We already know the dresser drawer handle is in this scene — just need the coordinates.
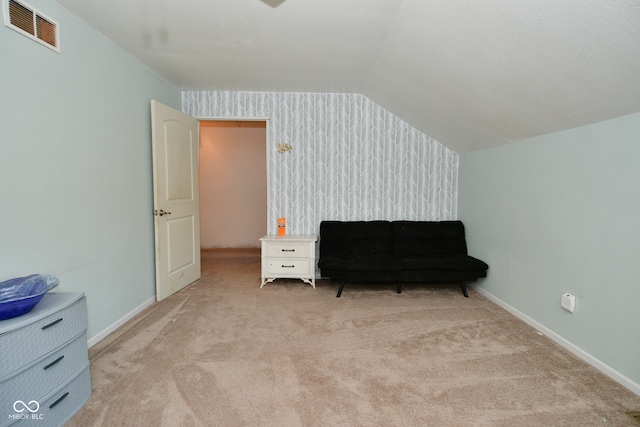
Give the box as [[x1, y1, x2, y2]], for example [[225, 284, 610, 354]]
[[282, 265, 295, 268], [42, 318, 63, 330], [43, 355, 65, 370], [281, 249, 295, 252], [49, 392, 69, 409]]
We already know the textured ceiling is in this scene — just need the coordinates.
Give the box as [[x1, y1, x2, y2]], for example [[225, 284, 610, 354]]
[[55, 0, 640, 153]]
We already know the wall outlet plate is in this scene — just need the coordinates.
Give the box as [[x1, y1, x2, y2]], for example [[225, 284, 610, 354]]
[[561, 293, 576, 313]]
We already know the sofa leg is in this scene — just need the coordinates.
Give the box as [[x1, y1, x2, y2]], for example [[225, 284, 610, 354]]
[[460, 283, 469, 298], [336, 282, 345, 298], [397, 283, 401, 294]]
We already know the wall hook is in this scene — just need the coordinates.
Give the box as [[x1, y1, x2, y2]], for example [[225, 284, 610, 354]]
[[277, 143, 292, 154]]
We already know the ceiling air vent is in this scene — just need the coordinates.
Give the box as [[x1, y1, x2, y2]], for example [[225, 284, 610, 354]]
[[3, 0, 59, 52]]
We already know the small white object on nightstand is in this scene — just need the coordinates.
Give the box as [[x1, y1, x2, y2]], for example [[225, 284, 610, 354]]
[[259, 235, 318, 288]]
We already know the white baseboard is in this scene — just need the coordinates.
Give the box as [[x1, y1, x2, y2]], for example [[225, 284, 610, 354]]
[[87, 296, 155, 348], [471, 285, 640, 397]]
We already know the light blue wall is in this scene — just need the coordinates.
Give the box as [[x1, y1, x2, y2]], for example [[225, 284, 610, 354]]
[[0, 0, 181, 340], [459, 112, 640, 388]]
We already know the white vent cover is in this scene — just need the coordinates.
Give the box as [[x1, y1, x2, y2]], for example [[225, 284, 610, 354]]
[[3, 0, 59, 52]]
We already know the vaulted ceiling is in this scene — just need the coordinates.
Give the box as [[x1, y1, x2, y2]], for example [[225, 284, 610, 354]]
[[55, 0, 640, 153]]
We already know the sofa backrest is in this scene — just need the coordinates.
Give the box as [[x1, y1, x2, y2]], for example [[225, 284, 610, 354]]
[[391, 221, 468, 256], [319, 220, 470, 258], [319, 221, 394, 257]]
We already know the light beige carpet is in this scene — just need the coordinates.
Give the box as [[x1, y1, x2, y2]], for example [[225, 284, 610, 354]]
[[67, 249, 640, 426]]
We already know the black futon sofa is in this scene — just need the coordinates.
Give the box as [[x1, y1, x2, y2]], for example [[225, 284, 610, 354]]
[[318, 220, 488, 297]]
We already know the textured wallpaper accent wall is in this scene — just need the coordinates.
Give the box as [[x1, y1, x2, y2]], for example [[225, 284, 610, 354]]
[[183, 91, 458, 235]]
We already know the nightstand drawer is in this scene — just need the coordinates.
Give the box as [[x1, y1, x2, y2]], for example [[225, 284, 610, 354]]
[[0, 296, 87, 378], [0, 332, 89, 408], [10, 364, 91, 427], [266, 243, 309, 258], [266, 259, 310, 275]]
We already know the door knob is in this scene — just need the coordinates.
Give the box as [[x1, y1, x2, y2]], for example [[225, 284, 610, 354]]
[[154, 209, 172, 217]]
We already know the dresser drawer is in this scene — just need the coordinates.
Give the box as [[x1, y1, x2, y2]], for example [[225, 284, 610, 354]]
[[0, 332, 88, 410], [266, 243, 309, 258], [266, 259, 310, 275], [0, 297, 87, 378], [9, 364, 91, 427]]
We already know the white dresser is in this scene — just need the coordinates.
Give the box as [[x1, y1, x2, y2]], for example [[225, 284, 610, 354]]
[[260, 235, 318, 288], [0, 292, 91, 427]]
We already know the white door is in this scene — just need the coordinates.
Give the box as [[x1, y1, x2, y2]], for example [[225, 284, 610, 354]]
[[151, 100, 201, 301]]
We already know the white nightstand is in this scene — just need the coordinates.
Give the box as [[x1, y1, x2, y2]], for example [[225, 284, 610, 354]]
[[259, 235, 318, 288]]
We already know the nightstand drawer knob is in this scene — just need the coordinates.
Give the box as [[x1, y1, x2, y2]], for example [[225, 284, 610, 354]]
[[43, 355, 65, 370], [42, 318, 63, 330], [49, 392, 69, 409]]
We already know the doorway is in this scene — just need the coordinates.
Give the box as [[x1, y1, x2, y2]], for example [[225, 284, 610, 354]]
[[199, 120, 267, 248]]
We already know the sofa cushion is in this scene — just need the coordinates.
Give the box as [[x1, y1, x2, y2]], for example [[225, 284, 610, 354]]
[[318, 255, 403, 272], [401, 254, 489, 271], [403, 269, 487, 282], [392, 221, 468, 256], [320, 221, 393, 257]]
